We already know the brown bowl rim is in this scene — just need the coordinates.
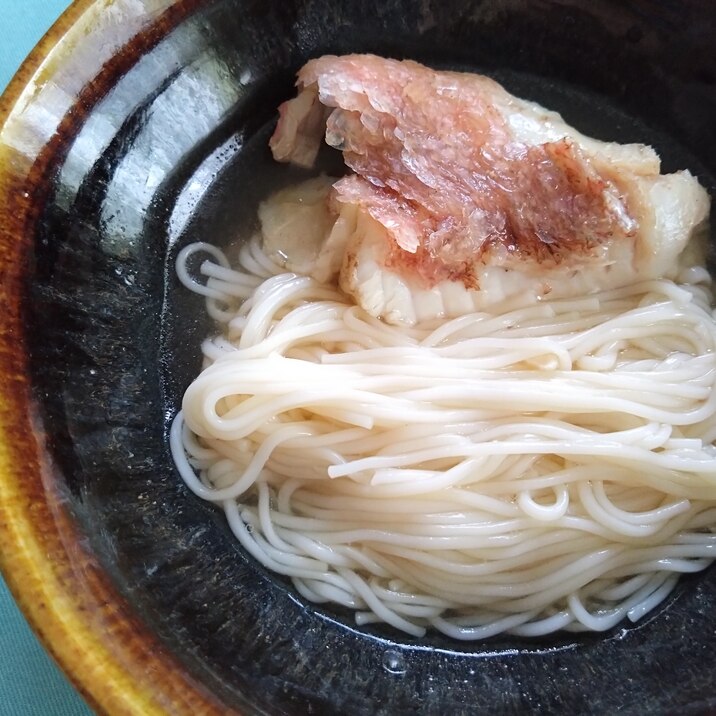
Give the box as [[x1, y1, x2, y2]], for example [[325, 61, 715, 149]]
[[0, 1, 232, 713]]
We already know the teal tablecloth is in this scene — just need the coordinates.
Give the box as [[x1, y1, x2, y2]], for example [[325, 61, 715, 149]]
[[1, 2, 95, 713]]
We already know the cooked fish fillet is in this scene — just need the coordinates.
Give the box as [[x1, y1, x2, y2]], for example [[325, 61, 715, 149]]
[[266, 54, 710, 324]]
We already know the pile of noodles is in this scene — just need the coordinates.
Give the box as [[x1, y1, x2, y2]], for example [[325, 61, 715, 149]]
[[170, 236, 716, 639]]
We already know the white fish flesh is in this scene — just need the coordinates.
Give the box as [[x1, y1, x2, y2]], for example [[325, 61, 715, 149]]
[[265, 54, 710, 324]]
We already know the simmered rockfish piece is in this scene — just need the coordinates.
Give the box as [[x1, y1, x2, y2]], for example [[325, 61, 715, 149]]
[[266, 54, 710, 324]]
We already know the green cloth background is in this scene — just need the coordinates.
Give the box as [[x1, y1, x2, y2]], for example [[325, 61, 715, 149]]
[[1, 1, 94, 713]]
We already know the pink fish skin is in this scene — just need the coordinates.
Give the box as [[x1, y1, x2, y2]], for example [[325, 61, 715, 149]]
[[268, 55, 709, 324]]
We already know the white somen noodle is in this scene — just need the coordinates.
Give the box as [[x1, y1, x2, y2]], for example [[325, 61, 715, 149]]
[[170, 236, 716, 639]]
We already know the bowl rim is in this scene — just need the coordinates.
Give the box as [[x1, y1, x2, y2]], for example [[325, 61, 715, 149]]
[[0, 1, 231, 713]]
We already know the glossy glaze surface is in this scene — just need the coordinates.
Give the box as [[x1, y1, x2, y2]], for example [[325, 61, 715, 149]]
[[1, 1, 715, 714]]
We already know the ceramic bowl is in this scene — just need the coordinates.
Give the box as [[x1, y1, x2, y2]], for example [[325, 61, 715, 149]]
[[1, 0, 715, 713]]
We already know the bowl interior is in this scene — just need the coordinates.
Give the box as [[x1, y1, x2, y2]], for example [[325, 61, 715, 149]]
[[25, 0, 716, 713]]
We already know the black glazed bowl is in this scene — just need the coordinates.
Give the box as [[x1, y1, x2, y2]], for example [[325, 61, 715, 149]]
[[1, 0, 715, 714]]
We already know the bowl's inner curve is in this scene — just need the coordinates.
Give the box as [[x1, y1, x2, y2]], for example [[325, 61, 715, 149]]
[[26, 0, 716, 713]]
